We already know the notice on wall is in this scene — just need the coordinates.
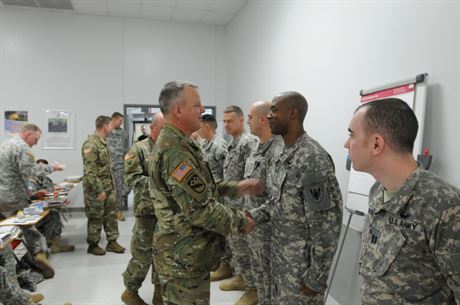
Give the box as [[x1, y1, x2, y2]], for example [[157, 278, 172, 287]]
[[4, 111, 28, 139], [42, 110, 75, 150]]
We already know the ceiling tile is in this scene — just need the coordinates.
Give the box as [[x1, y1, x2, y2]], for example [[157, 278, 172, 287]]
[[108, 0, 142, 18], [1, 0, 38, 8], [38, 0, 74, 10], [209, 0, 245, 13], [201, 10, 233, 25], [172, 7, 206, 22], [175, 0, 212, 10], [142, 0, 176, 7], [72, 0, 107, 14], [141, 3, 174, 20]]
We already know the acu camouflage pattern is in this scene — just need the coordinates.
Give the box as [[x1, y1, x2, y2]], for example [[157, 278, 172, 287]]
[[27, 176, 54, 193], [123, 137, 159, 291], [202, 137, 227, 183], [148, 124, 248, 305], [360, 164, 460, 305], [223, 130, 258, 287], [81, 133, 119, 245], [251, 132, 343, 305], [0, 136, 52, 217], [244, 135, 283, 305], [107, 127, 129, 209], [0, 246, 29, 305]]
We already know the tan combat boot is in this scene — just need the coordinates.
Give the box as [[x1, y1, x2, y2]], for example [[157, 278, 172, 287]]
[[34, 252, 55, 279], [106, 240, 125, 253], [219, 274, 246, 291], [29, 293, 44, 303], [211, 262, 233, 281], [50, 236, 75, 254], [153, 284, 163, 305], [235, 289, 258, 305], [87, 244, 106, 256], [121, 288, 148, 305], [117, 211, 126, 221]]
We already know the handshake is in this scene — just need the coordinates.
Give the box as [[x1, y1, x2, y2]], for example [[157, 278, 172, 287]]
[[235, 178, 263, 235]]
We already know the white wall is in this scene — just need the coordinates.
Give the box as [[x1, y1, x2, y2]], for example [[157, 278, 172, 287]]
[[223, 0, 460, 228], [0, 8, 223, 190]]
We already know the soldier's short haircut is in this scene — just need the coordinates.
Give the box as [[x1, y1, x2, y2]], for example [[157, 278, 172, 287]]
[[223, 105, 244, 117], [357, 98, 418, 154], [36, 159, 49, 165], [21, 124, 41, 133], [95, 115, 111, 129], [201, 114, 218, 130], [159, 81, 199, 115], [111, 112, 123, 119], [274, 91, 308, 123]]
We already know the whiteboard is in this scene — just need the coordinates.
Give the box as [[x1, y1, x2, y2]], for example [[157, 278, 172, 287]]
[[346, 74, 428, 215]]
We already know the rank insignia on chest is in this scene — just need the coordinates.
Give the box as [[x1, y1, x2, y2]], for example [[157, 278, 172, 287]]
[[187, 174, 206, 194], [309, 185, 323, 202]]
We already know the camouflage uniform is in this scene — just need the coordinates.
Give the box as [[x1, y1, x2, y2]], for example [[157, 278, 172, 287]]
[[122, 137, 160, 291], [244, 135, 283, 305], [81, 133, 119, 246], [148, 124, 250, 305], [202, 137, 227, 183], [0, 246, 29, 305], [107, 127, 129, 210], [251, 132, 343, 305], [360, 164, 460, 305], [223, 130, 258, 287], [0, 136, 51, 255]]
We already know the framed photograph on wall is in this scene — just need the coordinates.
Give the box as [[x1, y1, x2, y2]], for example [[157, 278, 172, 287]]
[[42, 109, 75, 150]]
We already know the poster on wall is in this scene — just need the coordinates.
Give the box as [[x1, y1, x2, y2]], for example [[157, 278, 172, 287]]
[[42, 110, 75, 150], [4, 111, 28, 139]]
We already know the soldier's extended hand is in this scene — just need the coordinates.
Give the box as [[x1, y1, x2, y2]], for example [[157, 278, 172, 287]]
[[236, 179, 264, 196], [299, 282, 319, 297], [240, 212, 256, 235], [97, 191, 107, 202], [51, 162, 65, 172]]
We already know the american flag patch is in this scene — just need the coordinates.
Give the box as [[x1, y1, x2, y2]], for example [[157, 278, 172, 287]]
[[172, 161, 193, 182]]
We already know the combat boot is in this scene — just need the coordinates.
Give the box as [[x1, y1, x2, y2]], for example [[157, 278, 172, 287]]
[[50, 236, 75, 254], [87, 244, 106, 256], [210, 262, 233, 281], [219, 274, 246, 291], [153, 284, 163, 305], [106, 240, 125, 253], [29, 293, 44, 303], [121, 288, 148, 305], [26, 300, 38, 305], [34, 252, 55, 279], [235, 289, 258, 305], [117, 211, 126, 221]]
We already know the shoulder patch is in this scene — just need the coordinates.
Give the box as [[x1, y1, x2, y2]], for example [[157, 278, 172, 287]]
[[172, 161, 193, 182], [124, 153, 134, 160], [84, 148, 92, 155], [186, 173, 206, 194]]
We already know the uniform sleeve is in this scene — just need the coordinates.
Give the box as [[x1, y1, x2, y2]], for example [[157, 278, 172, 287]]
[[301, 167, 343, 292], [82, 142, 103, 195], [433, 205, 460, 302], [124, 145, 147, 189], [17, 146, 52, 185], [249, 201, 271, 224], [165, 150, 248, 236]]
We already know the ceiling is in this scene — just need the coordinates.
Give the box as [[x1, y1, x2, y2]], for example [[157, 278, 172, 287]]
[[0, 0, 250, 25]]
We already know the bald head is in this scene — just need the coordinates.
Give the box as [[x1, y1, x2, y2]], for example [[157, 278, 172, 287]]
[[273, 91, 308, 124], [248, 100, 272, 137], [150, 112, 165, 141], [252, 100, 271, 118]]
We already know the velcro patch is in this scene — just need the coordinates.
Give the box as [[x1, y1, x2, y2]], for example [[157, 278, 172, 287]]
[[186, 173, 206, 194], [84, 148, 92, 155], [172, 161, 193, 182], [124, 153, 134, 160]]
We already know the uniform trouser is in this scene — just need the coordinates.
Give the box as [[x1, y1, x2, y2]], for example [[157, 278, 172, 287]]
[[112, 162, 128, 210], [248, 226, 271, 305], [220, 238, 232, 265], [84, 190, 119, 245], [160, 273, 210, 305], [36, 209, 62, 240], [228, 233, 255, 288], [0, 266, 29, 305], [122, 215, 159, 291], [22, 227, 47, 256]]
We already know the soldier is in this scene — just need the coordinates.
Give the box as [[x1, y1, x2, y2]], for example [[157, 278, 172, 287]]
[[245, 100, 284, 305], [148, 81, 261, 305], [28, 159, 75, 254], [344, 98, 460, 305], [121, 112, 165, 305], [219, 105, 259, 305], [0, 124, 64, 279], [82, 115, 125, 256], [249, 92, 343, 305], [197, 114, 233, 282], [106, 112, 129, 221]]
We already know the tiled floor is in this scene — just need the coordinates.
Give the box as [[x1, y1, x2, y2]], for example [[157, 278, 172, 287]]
[[36, 210, 340, 305]]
